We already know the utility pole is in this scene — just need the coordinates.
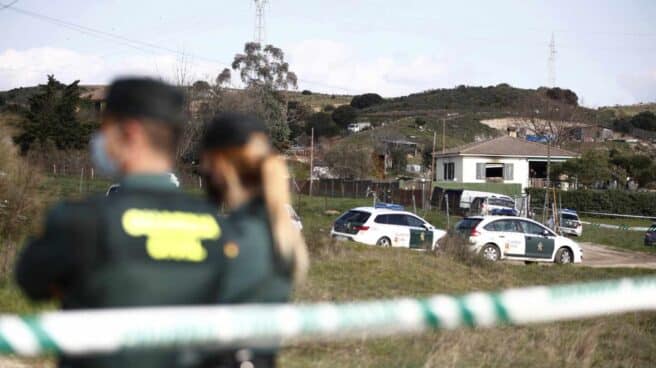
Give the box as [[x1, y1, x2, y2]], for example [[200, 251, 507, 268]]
[[442, 118, 446, 153], [430, 131, 437, 184], [542, 122, 552, 224], [309, 127, 315, 197], [254, 0, 268, 44]]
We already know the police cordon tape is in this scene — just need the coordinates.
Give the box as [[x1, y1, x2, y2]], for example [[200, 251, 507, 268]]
[[581, 221, 649, 232], [1, 276, 656, 357]]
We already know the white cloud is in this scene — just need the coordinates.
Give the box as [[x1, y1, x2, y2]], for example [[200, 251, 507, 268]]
[[287, 39, 456, 96], [616, 70, 656, 105], [0, 47, 224, 90]]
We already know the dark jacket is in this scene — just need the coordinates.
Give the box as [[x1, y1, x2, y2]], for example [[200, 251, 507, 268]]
[[204, 197, 294, 368], [16, 174, 228, 368]]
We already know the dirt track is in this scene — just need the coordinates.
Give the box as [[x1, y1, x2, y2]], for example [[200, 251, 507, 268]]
[[578, 242, 656, 269]]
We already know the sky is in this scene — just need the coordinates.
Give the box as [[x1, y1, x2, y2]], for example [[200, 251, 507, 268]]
[[0, 0, 655, 107]]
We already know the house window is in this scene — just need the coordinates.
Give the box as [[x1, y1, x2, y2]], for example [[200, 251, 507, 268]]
[[443, 163, 455, 180], [476, 163, 514, 181], [485, 164, 504, 179]]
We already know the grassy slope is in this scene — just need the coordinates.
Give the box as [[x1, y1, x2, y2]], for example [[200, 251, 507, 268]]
[[288, 92, 353, 111], [578, 226, 654, 253], [600, 103, 656, 117], [329, 115, 499, 157]]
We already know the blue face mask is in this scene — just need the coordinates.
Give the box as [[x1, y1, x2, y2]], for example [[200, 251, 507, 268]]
[[90, 133, 119, 177]]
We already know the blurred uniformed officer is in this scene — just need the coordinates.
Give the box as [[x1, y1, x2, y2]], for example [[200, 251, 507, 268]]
[[16, 78, 227, 368], [199, 112, 309, 368]]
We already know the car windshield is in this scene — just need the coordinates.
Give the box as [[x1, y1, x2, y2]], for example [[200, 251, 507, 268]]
[[337, 210, 371, 224], [561, 213, 579, 221], [488, 198, 515, 208], [455, 218, 482, 234]]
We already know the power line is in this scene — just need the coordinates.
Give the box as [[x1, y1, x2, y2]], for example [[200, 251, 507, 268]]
[[0, 0, 18, 10], [1, 3, 359, 93]]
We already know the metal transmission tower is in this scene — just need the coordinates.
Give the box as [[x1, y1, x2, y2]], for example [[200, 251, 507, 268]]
[[548, 33, 557, 87], [254, 0, 268, 44]]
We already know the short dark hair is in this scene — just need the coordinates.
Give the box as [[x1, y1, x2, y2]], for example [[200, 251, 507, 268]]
[[104, 77, 185, 158], [105, 77, 185, 126], [201, 112, 267, 152], [140, 119, 182, 157]]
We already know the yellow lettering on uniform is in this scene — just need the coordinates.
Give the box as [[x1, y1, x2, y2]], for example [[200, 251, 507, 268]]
[[121, 209, 221, 262]]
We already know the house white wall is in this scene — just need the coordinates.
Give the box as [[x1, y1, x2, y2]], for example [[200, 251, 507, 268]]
[[436, 156, 531, 189]]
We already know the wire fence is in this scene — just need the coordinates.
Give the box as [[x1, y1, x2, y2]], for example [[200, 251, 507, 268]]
[[293, 179, 433, 210]]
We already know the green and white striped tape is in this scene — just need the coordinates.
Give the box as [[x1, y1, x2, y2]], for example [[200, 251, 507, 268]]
[[1, 276, 655, 356]]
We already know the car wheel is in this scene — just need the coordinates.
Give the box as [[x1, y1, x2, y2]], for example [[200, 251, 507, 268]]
[[555, 247, 573, 264], [376, 237, 392, 248], [481, 244, 500, 262]]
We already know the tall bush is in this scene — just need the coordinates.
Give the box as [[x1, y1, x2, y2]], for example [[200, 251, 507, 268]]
[[0, 127, 46, 277], [526, 188, 656, 216]]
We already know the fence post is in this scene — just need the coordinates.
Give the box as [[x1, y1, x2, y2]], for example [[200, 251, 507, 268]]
[[91, 167, 95, 181], [421, 182, 426, 211], [79, 167, 85, 194], [412, 192, 417, 214], [445, 193, 450, 229]]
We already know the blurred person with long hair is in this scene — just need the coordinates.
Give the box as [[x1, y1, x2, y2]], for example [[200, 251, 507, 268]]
[[200, 112, 309, 368]]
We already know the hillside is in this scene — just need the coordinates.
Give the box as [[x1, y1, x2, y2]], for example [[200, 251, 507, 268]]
[[361, 84, 594, 118], [600, 103, 656, 118], [287, 91, 352, 111], [331, 114, 498, 154]]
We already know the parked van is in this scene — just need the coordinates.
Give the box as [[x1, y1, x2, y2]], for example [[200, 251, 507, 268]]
[[470, 195, 519, 216], [459, 190, 514, 210]]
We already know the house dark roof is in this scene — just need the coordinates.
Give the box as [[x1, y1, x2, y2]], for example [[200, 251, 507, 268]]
[[436, 136, 578, 158]]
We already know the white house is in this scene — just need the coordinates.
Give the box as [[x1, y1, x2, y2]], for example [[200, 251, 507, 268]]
[[435, 136, 578, 190]]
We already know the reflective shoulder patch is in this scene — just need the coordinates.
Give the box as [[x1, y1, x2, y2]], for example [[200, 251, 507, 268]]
[[122, 209, 221, 262]]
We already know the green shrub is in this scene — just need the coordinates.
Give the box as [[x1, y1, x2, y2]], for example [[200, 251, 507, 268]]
[[350, 93, 384, 109], [526, 188, 656, 216], [0, 126, 46, 277]]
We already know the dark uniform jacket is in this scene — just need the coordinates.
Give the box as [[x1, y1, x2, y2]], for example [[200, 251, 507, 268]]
[[16, 174, 228, 368], [205, 197, 294, 368]]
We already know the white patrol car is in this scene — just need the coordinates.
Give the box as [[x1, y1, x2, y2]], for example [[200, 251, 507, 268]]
[[455, 216, 583, 264], [558, 209, 583, 237], [330, 204, 447, 250]]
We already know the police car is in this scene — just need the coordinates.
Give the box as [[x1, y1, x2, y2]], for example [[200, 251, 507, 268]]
[[455, 216, 583, 264], [330, 203, 447, 250], [558, 209, 583, 237]]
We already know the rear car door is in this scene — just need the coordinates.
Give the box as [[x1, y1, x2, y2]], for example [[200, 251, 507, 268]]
[[333, 210, 371, 236], [406, 215, 433, 249], [387, 214, 411, 247], [519, 220, 555, 259], [483, 219, 525, 257]]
